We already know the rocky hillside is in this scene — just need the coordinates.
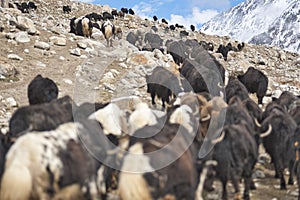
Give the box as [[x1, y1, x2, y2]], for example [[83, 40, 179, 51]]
[[0, 0, 300, 199], [200, 0, 300, 53], [0, 0, 299, 130]]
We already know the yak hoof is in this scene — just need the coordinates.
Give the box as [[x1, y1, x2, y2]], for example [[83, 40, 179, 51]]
[[250, 181, 256, 190], [243, 192, 250, 200], [288, 178, 294, 185], [280, 183, 287, 190], [234, 192, 242, 200]]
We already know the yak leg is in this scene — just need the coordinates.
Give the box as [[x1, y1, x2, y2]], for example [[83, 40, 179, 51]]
[[288, 160, 295, 185], [221, 179, 228, 200], [250, 178, 256, 190], [243, 175, 252, 200], [151, 92, 156, 105], [278, 168, 286, 189], [232, 174, 242, 200]]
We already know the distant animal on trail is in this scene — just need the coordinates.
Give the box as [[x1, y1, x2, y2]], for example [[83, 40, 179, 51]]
[[27, 74, 58, 105], [237, 67, 268, 105], [101, 20, 115, 47], [63, 5, 71, 13]]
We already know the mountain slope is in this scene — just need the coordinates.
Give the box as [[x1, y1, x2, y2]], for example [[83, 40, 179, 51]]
[[200, 0, 299, 53], [249, 0, 300, 52]]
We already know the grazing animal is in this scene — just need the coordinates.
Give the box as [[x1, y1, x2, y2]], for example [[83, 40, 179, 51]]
[[169, 25, 176, 31], [114, 26, 122, 40], [237, 67, 268, 104], [85, 12, 103, 21], [272, 91, 299, 110], [161, 18, 168, 24], [180, 46, 225, 95], [128, 8, 135, 15], [63, 5, 71, 13], [0, 120, 116, 200], [101, 20, 115, 47], [15, 2, 37, 13], [144, 32, 163, 50], [237, 42, 245, 51], [8, 96, 75, 139], [111, 9, 118, 17], [225, 76, 249, 103], [69, 17, 93, 37], [118, 11, 125, 18], [190, 25, 196, 31], [146, 66, 183, 108], [166, 40, 188, 65], [199, 40, 214, 51], [102, 11, 114, 20], [121, 7, 128, 14], [119, 117, 197, 200], [212, 124, 258, 200], [153, 15, 158, 21], [261, 107, 297, 189], [88, 103, 127, 136], [27, 74, 58, 105]]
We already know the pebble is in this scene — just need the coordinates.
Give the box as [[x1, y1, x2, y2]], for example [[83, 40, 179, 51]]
[[15, 31, 30, 43], [7, 54, 23, 61], [34, 41, 50, 50], [5, 97, 17, 107], [70, 48, 81, 56]]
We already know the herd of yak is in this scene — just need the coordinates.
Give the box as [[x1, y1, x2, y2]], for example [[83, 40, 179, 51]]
[[0, 44, 299, 200], [1, 2, 300, 200]]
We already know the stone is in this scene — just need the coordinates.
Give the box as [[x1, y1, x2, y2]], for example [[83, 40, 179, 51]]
[[63, 79, 73, 85], [5, 33, 15, 40], [77, 41, 88, 49], [70, 48, 81, 56], [36, 61, 46, 68], [59, 56, 65, 61], [5, 97, 18, 107], [0, 64, 18, 79], [34, 41, 50, 50], [7, 54, 23, 61], [49, 36, 67, 46], [103, 83, 116, 91], [15, 31, 30, 43], [14, 16, 38, 34]]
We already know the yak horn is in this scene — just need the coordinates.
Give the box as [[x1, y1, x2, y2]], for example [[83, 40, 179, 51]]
[[260, 124, 272, 138], [188, 52, 196, 61], [201, 114, 211, 122], [217, 82, 223, 88], [148, 139, 164, 148], [106, 148, 121, 155], [211, 131, 225, 144], [254, 118, 261, 127]]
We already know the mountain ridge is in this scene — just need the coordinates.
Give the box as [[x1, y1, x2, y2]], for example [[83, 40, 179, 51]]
[[200, 0, 299, 53]]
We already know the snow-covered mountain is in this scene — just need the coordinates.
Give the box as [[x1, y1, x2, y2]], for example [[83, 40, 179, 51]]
[[200, 0, 300, 53]]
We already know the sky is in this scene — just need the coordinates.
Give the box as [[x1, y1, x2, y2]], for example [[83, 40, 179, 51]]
[[79, 0, 245, 29]]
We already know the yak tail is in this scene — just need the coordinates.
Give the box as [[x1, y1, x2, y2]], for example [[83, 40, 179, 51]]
[[0, 164, 32, 200], [118, 143, 153, 200], [118, 172, 152, 200]]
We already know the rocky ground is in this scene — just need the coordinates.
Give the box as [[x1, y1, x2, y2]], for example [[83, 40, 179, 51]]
[[0, 0, 300, 199]]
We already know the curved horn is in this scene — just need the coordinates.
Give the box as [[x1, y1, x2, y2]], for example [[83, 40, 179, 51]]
[[254, 118, 261, 127], [217, 82, 224, 88], [148, 139, 164, 148], [211, 131, 225, 144], [188, 52, 196, 61], [106, 148, 121, 155], [201, 114, 211, 122], [260, 124, 272, 138]]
